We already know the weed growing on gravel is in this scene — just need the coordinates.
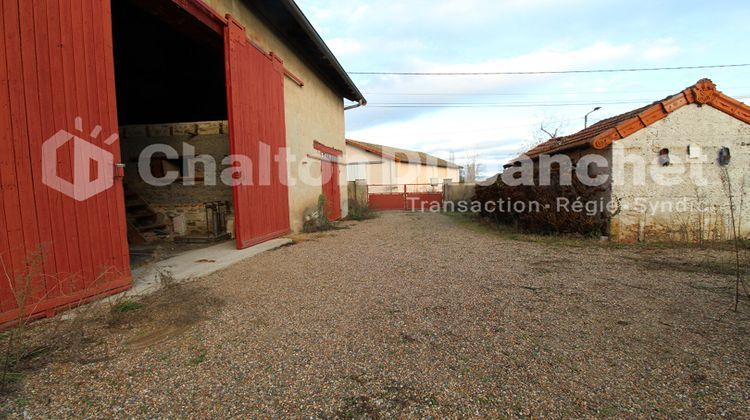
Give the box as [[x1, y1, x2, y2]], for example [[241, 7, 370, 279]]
[[189, 349, 207, 366], [303, 195, 341, 233], [1, 250, 46, 394], [111, 301, 145, 314]]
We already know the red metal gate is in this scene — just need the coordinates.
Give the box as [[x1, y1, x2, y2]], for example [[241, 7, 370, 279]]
[[367, 184, 444, 211], [224, 16, 291, 249], [0, 0, 131, 325]]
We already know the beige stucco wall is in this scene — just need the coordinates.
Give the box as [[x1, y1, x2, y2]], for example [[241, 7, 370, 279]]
[[345, 145, 461, 185], [610, 104, 750, 242], [203, 0, 349, 230]]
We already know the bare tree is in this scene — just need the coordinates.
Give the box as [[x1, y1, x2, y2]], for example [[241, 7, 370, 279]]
[[464, 153, 482, 183], [539, 123, 559, 140], [517, 118, 570, 155]]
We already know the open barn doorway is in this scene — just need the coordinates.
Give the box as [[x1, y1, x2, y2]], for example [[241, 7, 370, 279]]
[[111, 0, 233, 267]]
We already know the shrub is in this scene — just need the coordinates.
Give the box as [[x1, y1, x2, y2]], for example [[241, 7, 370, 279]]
[[473, 169, 610, 236], [346, 201, 376, 221], [303, 195, 336, 233]]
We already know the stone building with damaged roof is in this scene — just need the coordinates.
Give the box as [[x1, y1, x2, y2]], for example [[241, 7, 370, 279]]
[[512, 79, 750, 242]]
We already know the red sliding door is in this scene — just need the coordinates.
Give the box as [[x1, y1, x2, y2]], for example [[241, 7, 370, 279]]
[[224, 17, 290, 249], [0, 0, 131, 325]]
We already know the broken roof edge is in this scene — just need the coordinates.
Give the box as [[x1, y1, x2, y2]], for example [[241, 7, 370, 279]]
[[243, 0, 366, 104], [509, 78, 750, 165], [345, 139, 463, 169]]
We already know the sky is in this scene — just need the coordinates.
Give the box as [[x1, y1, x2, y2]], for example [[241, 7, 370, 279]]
[[295, 0, 750, 177]]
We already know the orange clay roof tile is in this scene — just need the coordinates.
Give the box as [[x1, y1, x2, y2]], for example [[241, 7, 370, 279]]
[[512, 79, 750, 163]]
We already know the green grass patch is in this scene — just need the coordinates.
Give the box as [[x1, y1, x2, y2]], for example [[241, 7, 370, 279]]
[[111, 301, 145, 314], [443, 211, 750, 252], [1, 372, 24, 386], [624, 255, 744, 277], [443, 211, 603, 248], [345, 202, 377, 221], [189, 349, 207, 366]]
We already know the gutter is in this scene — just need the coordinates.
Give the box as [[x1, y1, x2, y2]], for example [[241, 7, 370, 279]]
[[344, 99, 367, 111]]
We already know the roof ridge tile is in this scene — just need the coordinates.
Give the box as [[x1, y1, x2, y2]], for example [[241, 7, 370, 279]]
[[512, 78, 750, 162]]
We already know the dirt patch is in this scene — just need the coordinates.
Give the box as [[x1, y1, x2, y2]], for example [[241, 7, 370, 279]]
[[126, 325, 194, 351], [624, 253, 745, 277], [1, 283, 224, 396], [109, 284, 225, 353], [285, 231, 339, 244], [113, 284, 224, 329]]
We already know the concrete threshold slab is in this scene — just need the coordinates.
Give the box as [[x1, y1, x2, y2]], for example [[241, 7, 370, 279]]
[[127, 238, 292, 297], [58, 238, 291, 320]]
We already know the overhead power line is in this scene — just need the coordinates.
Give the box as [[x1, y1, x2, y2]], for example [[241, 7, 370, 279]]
[[365, 96, 750, 109], [363, 86, 750, 96], [350, 63, 750, 76]]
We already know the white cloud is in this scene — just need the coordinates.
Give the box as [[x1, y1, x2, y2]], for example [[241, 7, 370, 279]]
[[327, 38, 365, 56], [641, 38, 682, 61], [358, 41, 638, 104], [300, 0, 584, 28], [292, 0, 741, 179], [409, 41, 635, 74]]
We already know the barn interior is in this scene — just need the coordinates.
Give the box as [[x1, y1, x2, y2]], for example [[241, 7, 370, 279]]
[[111, 0, 234, 266]]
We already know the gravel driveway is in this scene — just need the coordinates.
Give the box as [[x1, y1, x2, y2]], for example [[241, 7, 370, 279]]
[[2, 212, 749, 417]]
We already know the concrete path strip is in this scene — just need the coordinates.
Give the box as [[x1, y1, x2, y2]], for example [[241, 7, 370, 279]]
[[127, 238, 293, 297]]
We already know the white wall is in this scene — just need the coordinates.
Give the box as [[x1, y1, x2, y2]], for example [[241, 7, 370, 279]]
[[345, 144, 461, 185], [344, 145, 393, 184]]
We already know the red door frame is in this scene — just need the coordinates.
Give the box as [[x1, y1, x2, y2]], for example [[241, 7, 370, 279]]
[[314, 142, 342, 220], [170, 0, 227, 34]]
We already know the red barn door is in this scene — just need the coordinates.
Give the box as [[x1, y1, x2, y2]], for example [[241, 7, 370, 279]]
[[0, 0, 131, 325], [321, 159, 341, 220], [314, 141, 342, 221], [224, 17, 290, 249]]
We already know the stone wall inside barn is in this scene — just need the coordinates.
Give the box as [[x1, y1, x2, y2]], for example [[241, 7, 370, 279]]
[[119, 121, 233, 237]]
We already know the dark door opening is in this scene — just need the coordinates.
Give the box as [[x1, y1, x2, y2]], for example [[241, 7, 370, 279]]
[[112, 0, 227, 125], [111, 0, 233, 267]]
